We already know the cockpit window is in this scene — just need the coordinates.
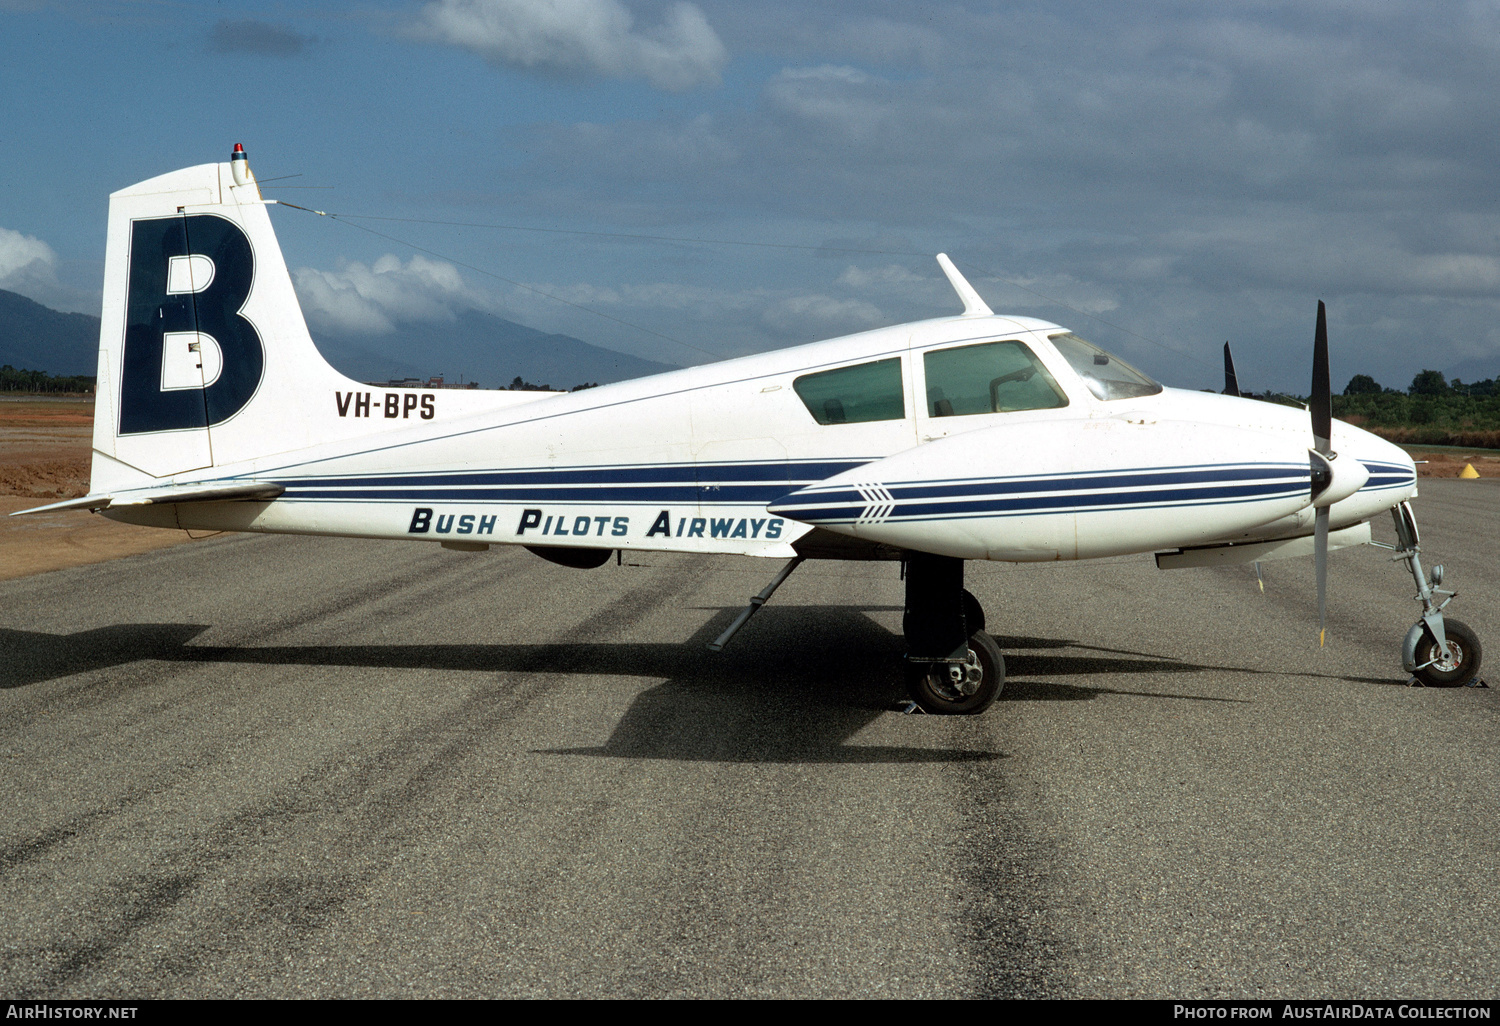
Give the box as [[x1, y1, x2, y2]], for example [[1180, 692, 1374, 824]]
[[1048, 333, 1163, 400], [922, 341, 1067, 416], [793, 357, 906, 425]]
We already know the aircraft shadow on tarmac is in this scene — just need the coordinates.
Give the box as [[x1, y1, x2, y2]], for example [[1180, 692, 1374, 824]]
[[0, 608, 1396, 764]]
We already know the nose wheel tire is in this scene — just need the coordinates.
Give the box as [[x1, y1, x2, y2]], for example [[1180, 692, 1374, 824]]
[[906, 630, 1004, 714], [1412, 618, 1483, 688]]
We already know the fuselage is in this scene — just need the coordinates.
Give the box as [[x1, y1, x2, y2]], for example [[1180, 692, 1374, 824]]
[[106, 311, 1417, 564]]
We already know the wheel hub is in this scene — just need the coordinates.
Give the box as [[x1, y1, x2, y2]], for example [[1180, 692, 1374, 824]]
[[933, 648, 983, 700], [1431, 640, 1465, 673]]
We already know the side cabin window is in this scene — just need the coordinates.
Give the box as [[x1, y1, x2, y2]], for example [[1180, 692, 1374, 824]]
[[922, 340, 1068, 417], [793, 357, 906, 425]]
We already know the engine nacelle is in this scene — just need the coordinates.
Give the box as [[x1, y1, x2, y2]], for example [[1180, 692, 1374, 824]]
[[769, 417, 1315, 562]]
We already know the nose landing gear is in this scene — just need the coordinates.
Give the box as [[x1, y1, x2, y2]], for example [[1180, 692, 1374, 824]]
[[1377, 502, 1486, 688]]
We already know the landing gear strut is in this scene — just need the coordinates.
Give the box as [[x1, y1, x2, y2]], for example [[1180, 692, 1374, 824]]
[[1377, 502, 1485, 687], [902, 553, 1004, 713]]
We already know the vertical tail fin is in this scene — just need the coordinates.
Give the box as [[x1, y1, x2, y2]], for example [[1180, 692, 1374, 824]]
[[88, 146, 552, 501], [91, 147, 386, 491]]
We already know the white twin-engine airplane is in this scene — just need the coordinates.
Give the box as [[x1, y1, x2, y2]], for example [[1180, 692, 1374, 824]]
[[17, 146, 1484, 710]]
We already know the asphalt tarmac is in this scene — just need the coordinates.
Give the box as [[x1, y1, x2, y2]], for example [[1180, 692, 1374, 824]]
[[2, 479, 1497, 999]]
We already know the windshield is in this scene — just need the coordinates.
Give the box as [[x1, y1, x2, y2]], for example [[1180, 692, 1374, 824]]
[[1048, 333, 1163, 401]]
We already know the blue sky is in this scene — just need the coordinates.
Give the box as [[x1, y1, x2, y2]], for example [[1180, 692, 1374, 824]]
[[3, 0, 1499, 392]]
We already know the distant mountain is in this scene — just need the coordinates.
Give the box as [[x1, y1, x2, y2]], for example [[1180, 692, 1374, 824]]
[[0, 289, 100, 376], [0, 288, 678, 388], [308, 309, 678, 389], [1442, 353, 1500, 386]]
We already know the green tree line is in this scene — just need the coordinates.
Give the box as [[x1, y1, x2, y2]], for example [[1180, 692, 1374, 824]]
[[1330, 370, 1500, 447], [506, 376, 599, 392], [0, 365, 95, 394]]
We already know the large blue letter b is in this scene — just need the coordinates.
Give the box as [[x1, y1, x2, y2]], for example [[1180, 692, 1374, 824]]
[[119, 214, 264, 434]]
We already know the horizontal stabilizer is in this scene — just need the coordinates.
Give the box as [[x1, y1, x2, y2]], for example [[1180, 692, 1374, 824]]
[[1155, 521, 1370, 569], [10, 481, 284, 517], [9, 494, 115, 516]]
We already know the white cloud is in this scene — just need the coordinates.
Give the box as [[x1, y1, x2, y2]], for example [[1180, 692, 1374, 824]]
[[775, 64, 868, 87], [761, 293, 884, 335], [836, 263, 926, 289], [763, 65, 892, 138], [711, 9, 947, 70], [1000, 273, 1122, 317], [290, 249, 893, 357], [416, 0, 726, 91], [292, 254, 478, 335], [831, 262, 1123, 321], [511, 279, 757, 315], [480, 273, 892, 356], [1401, 254, 1500, 293], [0, 226, 57, 286], [835, 262, 956, 309], [0, 225, 95, 312]]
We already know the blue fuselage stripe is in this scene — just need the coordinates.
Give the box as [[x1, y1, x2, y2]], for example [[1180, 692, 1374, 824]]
[[1359, 460, 1416, 491], [277, 459, 869, 505]]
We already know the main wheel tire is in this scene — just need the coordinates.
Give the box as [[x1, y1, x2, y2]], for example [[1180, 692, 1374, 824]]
[[1412, 618, 1483, 687], [962, 589, 986, 635], [906, 630, 1005, 714]]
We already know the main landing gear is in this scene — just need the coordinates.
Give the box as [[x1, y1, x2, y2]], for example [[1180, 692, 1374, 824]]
[[902, 552, 1005, 713], [706, 550, 1004, 713], [1377, 501, 1485, 688]]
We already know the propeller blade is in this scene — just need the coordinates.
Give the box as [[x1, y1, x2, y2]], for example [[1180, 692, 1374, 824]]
[[1315, 506, 1329, 646], [1311, 301, 1333, 646], [1222, 342, 1241, 397], [1312, 300, 1331, 455]]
